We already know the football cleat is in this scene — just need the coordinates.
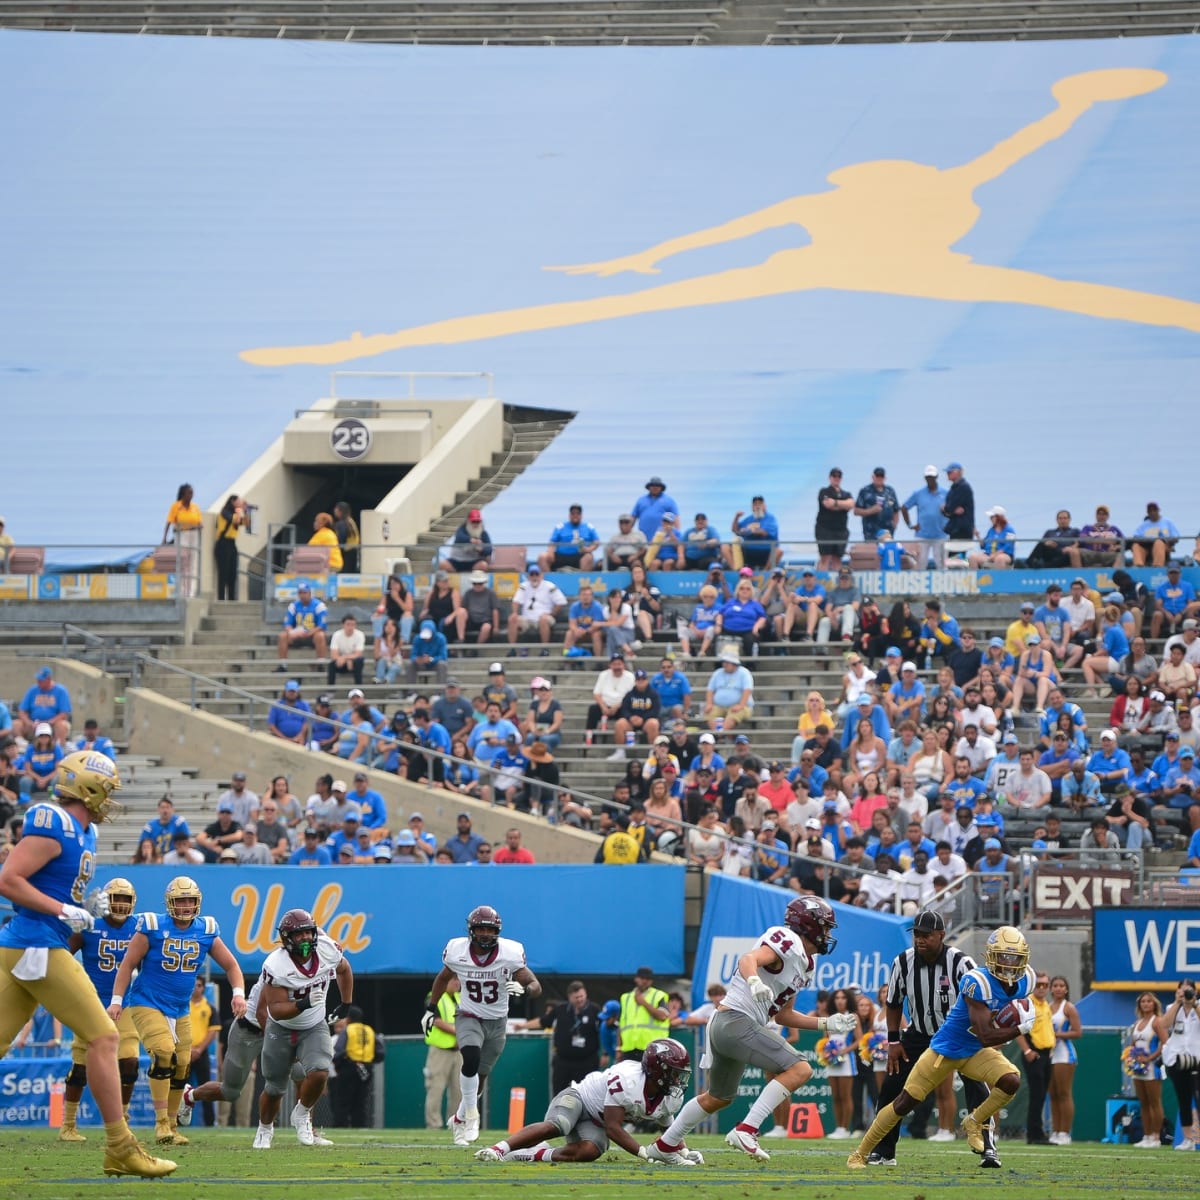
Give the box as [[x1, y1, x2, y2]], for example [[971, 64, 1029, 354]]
[[176, 1085, 194, 1126], [866, 1152, 896, 1166], [679, 1147, 705, 1165], [311, 1129, 334, 1147], [291, 1102, 316, 1146], [980, 1150, 1002, 1168], [846, 1150, 868, 1169], [961, 1116, 985, 1154], [463, 1107, 481, 1144], [449, 1113, 470, 1147], [929, 1129, 956, 1142], [725, 1126, 770, 1161], [253, 1124, 274, 1149], [102, 1135, 177, 1177], [475, 1146, 504, 1162], [645, 1141, 695, 1166], [57, 1125, 87, 1143]]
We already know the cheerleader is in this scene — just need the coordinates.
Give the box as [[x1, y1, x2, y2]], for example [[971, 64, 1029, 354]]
[[1127, 992, 1165, 1148], [823, 988, 858, 1139], [850, 992, 883, 1133], [1048, 976, 1081, 1145], [1160, 979, 1200, 1151]]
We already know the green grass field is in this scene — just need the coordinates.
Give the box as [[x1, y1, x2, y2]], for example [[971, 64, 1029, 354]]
[[3, 1129, 1196, 1200]]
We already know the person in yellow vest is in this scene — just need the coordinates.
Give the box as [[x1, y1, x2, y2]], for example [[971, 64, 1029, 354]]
[[617, 967, 669, 1062], [332, 1005, 385, 1127], [424, 978, 463, 1129], [594, 814, 649, 864], [1014, 970, 1055, 1144], [187, 977, 220, 1128]]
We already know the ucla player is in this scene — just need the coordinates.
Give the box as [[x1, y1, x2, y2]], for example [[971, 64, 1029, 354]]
[[422, 905, 542, 1146], [107, 876, 247, 1146], [0, 751, 175, 1178], [58, 877, 142, 1142], [849, 925, 1036, 1169]]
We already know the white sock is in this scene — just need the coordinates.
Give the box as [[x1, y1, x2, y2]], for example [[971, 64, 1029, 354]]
[[492, 1140, 511, 1155], [459, 1074, 480, 1116], [532, 1143, 556, 1163], [744, 1080, 790, 1131], [660, 1096, 708, 1148]]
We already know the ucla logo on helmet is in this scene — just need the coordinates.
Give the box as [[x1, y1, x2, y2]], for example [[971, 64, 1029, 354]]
[[84, 753, 117, 778]]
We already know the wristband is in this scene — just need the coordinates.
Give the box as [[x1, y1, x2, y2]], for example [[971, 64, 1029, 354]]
[[232, 987, 245, 998], [816, 1017, 828, 1033], [110, 995, 124, 1008], [887, 1032, 900, 1044]]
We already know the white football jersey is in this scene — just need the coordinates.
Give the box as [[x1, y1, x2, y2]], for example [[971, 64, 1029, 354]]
[[244, 976, 266, 1030], [573, 1059, 682, 1128], [442, 935, 527, 1020], [723, 924, 815, 1025], [262, 932, 343, 1030]]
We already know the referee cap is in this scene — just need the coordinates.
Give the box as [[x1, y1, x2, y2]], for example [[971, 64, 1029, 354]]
[[912, 909, 946, 933]]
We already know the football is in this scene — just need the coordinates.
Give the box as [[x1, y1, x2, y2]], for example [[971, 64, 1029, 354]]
[[992, 999, 1029, 1030]]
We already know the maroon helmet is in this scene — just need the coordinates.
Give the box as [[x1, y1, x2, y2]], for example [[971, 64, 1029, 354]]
[[277, 908, 319, 962], [467, 905, 502, 951], [643, 1037, 691, 1098], [784, 896, 838, 954]]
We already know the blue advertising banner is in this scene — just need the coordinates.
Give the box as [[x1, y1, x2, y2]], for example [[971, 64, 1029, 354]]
[[0, 1056, 156, 1127], [690, 875, 911, 1009], [1092, 906, 1200, 988], [92, 864, 685, 976]]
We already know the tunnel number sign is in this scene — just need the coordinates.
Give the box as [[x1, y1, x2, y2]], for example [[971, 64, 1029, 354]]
[[330, 418, 371, 462]]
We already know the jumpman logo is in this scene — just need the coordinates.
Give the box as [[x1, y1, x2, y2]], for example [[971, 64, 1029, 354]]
[[242, 68, 1197, 368]]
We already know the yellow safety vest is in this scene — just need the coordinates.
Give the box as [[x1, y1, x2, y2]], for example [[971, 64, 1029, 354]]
[[1029, 997, 1055, 1051], [618, 987, 669, 1052], [601, 832, 642, 865], [426, 991, 459, 1050], [344, 1022, 376, 1064]]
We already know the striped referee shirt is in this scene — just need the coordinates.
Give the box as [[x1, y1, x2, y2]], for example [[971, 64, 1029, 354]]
[[885, 945, 975, 1037]]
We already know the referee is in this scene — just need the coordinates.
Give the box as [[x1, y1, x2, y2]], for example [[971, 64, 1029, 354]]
[[870, 908, 994, 1166]]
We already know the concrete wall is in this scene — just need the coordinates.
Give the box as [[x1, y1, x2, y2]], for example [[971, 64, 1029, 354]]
[[123, 684, 599, 863], [0, 658, 119, 731]]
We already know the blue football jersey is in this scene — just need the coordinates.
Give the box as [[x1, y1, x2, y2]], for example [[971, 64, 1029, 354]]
[[930, 963, 1036, 1059], [126, 911, 220, 1017], [78, 915, 139, 1006], [0, 802, 97, 951]]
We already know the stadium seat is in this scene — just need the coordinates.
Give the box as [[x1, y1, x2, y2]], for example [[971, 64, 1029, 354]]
[[284, 546, 332, 575], [489, 545, 529, 574], [6, 546, 44, 574]]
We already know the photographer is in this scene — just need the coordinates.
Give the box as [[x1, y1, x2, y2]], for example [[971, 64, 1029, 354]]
[[1160, 979, 1200, 1150]]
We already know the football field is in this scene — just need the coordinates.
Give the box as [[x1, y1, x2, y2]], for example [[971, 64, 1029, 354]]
[[3, 1129, 1194, 1199]]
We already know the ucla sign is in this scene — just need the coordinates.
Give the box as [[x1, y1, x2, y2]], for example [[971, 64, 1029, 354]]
[[1092, 907, 1200, 988]]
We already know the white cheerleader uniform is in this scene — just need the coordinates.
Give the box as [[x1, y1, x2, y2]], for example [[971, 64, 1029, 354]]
[[1129, 1016, 1165, 1081], [1050, 1000, 1077, 1066]]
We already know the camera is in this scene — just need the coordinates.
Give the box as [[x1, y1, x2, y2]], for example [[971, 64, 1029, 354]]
[[1184, 987, 1196, 1002]]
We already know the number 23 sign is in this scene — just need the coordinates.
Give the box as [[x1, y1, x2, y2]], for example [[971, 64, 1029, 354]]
[[330, 417, 371, 462]]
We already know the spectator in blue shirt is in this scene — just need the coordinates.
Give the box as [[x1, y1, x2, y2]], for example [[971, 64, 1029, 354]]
[[18, 725, 63, 798], [840, 695, 891, 753], [341, 686, 386, 730], [1161, 746, 1200, 812], [1187, 826, 1200, 868], [885, 662, 926, 725], [854, 468, 900, 542], [876, 529, 907, 572], [268, 679, 311, 745], [1083, 607, 1132, 696], [19, 666, 72, 744], [140, 797, 191, 858], [969, 506, 1016, 568], [920, 600, 961, 665], [1038, 688, 1087, 749], [308, 693, 339, 753], [325, 812, 364, 857], [564, 584, 606, 658], [276, 581, 329, 667], [1151, 566, 1199, 640], [631, 476, 679, 541], [0, 699, 12, 740], [715, 578, 768, 658], [1086, 730, 1132, 793], [538, 504, 600, 572], [782, 570, 827, 643], [73, 718, 116, 762], [408, 619, 449, 686], [1038, 731, 1080, 802], [651, 659, 692, 720], [901, 467, 948, 568], [681, 513, 722, 570], [289, 827, 333, 866], [1130, 502, 1180, 568], [443, 812, 486, 863], [469, 701, 520, 766], [726, 497, 781, 570], [1061, 760, 1103, 811], [348, 772, 388, 829], [1125, 748, 1159, 801], [753, 824, 791, 884]]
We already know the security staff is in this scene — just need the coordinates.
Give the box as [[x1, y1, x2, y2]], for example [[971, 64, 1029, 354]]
[[617, 966, 669, 1062], [423, 978, 462, 1129], [332, 1005, 385, 1127], [1014, 971, 1055, 1143], [187, 978, 220, 1128], [535, 981, 603, 1093], [871, 909, 993, 1166]]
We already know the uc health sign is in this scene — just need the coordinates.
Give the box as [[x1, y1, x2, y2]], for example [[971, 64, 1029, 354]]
[[93, 865, 684, 976], [1093, 907, 1200, 988]]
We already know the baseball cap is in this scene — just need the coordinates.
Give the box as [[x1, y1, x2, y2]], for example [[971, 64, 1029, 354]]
[[634, 669, 648, 680], [530, 676, 549, 690], [527, 564, 542, 574], [856, 694, 873, 707], [373, 846, 393, 861], [395, 829, 417, 846], [356, 826, 372, 839], [1169, 564, 1182, 573], [469, 570, 488, 584], [923, 465, 939, 478], [331, 780, 347, 793], [219, 847, 239, 861], [35, 667, 52, 681], [343, 810, 360, 823], [802, 568, 815, 577], [654, 735, 670, 745], [303, 827, 320, 838], [720, 649, 741, 664], [823, 800, 839, 812], [984, 837, 1003, 850], [296, 579, 311, 591], [420, 626, 433, 639], [945, 461, 963, 471], [734, 735, 750, 745], [976, 813, 1000, 826], [1025, 634, 1041, 645], [468, 508, 483, 521], [338, 845, 355, 857], [619, 513, 634, 522], [1106, 592, 1125, 604], [738, 567, 754, 577], [409, 812, 425, 822], [805, 818, 823, 831], [1166, 731, 1181, 740], [1185, 620, 1199, 631], [348, 687, 365, 700], [353, 770, 368, 781], [988, 637, 1005, 648], [912, 909, 946, 932], [217, 800, 234, 813], [285, 679, 301, 691], [1181, 746, 1196, 759], [761, 821, 777, 833], [699, 733, 715, 745], [601, 999, 621, 1019], [488, 663, 504, 673], [1002, 733, 1019, 745], [232, 770, 247, 781], [1099, 729, 1117, 741], [885, 647, 901, 658], [986, 506, 1007, 519], [316, 693, 333, 706], [901, 660, 917, 672], [445, 678, 460, 689], [872, 466, 886, 477], [769, 761, 784, 772], [1021, 601, 1035, 612], [34, 722, 52, 737]]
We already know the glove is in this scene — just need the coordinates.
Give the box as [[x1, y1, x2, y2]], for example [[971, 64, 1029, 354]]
[[826, 1012, 858, 1036], [746, 975, 773, 1005], [1016, 1001, 1036, 1036], [506, 980, 525, 998], [93, 889, 110, 919], [637, 1145, 649, 1160], [680, 1148, 705, 1165], [293, 993, 312, 1013], [419, 1006, 437, 1037], [58, 904, 93, 933], [326, 1003, 348, 1029]]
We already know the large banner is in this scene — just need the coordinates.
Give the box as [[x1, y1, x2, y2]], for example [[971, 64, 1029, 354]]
[[92, 865, 684, 976], [1028, 867, 1135, 920], [690, 875, 911, 1009], [1093, 907, 1200, 988], [0, 1056, 156, 1127]]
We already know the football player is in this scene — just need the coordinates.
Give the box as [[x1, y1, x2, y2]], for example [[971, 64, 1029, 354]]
[[0, 751, 175, 1178], [108, 876, 247, 1146], [647, 896, 855, 1164], [476, 1037, 696, 1164], [849, 924, 1036, 1169], [253, 908, 354, 1149], [421, 904, 542, 1146], [58, 877, 141, 1141]]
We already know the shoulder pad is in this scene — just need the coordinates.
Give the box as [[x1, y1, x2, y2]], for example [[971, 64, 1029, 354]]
[[139, 912, 159, 932], [962, 967, 990, 1002], [205, 916, 218, 936]]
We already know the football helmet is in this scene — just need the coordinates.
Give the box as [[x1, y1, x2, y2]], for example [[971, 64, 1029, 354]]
[[467, 905, 502, 952], [985, 926, 1030, 984], [278, 908, 319, 962], [54, 750, 122, 822], [643, 1038, 692, 1099], [165, 876, 202, 922], [103, 877, 137, 921], [784, 896, 838, 955]]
